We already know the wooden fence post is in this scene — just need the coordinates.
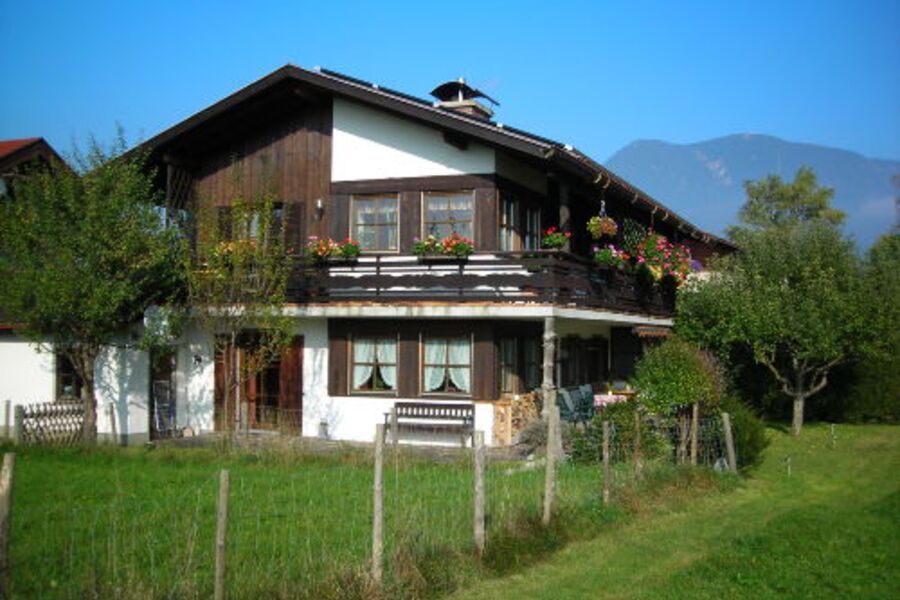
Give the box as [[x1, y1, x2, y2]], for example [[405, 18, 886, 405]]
[[2, 402, 9, 440], [602, 420, 611, 505], [542, 405, 559, 526], [690, 403, 699, 466], [722, 412, 737, 473], [372, 423, 385, 586], [239, 403, 249, 435], [108, 403, 118, 446], [633, 409, 643, 478], [214, 469, 230, 600], [0, 453, 15, 600], [11, 409, 23, 445], [473, 430, 485, 557]]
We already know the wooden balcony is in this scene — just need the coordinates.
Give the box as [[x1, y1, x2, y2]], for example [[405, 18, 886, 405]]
[[287, 251, 675, 317]]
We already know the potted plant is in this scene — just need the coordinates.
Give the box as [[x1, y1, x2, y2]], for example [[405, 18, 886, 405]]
[[586, 215, 619, 239], [306, 236, 361, 265], [540, 226, 571, 250], [411, 232, 475, 262]]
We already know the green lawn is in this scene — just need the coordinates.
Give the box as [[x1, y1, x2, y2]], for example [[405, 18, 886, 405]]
[[4, 440, 595, 600], [450, 425, 900, 599]]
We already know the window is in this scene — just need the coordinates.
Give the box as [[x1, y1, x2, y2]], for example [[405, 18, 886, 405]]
[[56, 353, 84, 400], [351, 194, 399, 251], [422, 337, 471, 394], [498, 196, 541, 251], [499, 337, 518, 393], [352, 336, 398, 392], [524, 206, 541, 250], [523, 338, 542, 390], [423, 191, 473, 239], [499, 198, 518, 252], [499, 336, 542, 394]]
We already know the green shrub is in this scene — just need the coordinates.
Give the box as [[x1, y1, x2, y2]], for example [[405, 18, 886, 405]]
[[719, 394, 769, 471], [571, 401, 672, 465], [633, 336, 720, 415]]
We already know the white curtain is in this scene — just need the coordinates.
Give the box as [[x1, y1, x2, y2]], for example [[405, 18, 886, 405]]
[[376, 338, 397, 390], [353, 200, 378, 250], [447, 338, 471, 393], [424, 339, 447, 392], [352, 338, 375, 390]]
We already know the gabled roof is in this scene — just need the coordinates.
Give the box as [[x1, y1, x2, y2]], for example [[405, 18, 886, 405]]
[[135, 64, 734, 249], [0, 137, 67, 174], [0, 138, 42, 159]]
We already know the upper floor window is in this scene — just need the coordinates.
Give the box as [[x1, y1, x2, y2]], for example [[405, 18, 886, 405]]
[[352, 336, 398, 392], [423, 191, 473, 239], [422, 336, 471, 395], [351, 194, 399, 252], [499, 196, 541, 251]]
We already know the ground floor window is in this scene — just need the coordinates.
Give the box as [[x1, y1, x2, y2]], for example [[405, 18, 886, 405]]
[[422, 337, 471, 394], [56, 353, 83, 401], [499, 336, 542, 394], [352, 336, 398, 392]]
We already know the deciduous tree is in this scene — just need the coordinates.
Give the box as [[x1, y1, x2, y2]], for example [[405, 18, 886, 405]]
[[0, 136, 184, 439]]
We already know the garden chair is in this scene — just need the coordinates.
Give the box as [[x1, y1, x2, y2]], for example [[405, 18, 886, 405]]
[[578, 384, 596, 422], [557, 388, 577, 422]]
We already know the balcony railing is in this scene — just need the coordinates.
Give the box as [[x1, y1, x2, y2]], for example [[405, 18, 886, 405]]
[[287, 251, 674, 316]]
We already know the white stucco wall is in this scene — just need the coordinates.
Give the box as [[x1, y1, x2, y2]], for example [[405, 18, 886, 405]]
[[95, 342, 151, 442], [0, 336, 56, 426], [332, 98, 495, 181], [0, 334, 151, 442]]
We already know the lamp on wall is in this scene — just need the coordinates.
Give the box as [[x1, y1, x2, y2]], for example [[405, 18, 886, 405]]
[[314, 198, 325, 221]]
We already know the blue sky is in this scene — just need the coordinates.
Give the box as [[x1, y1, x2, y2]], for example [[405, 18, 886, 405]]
[[1, 0, 898, 163]]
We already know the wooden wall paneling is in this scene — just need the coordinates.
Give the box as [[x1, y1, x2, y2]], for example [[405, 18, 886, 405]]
[[475, 187, 498, 251], [400, 190, 421, 249]]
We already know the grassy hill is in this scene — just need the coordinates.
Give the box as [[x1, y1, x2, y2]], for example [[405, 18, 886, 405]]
[[451, 425, 900, 599]]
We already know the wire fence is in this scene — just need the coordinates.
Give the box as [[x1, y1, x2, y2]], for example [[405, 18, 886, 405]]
[[2, 408, 736, 599]]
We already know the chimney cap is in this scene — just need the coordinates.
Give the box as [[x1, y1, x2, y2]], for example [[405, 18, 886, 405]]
[[430, 79, 500, 107]]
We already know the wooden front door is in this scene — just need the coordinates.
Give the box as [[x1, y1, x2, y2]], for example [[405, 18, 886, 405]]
[[214, 336, 303, 433], [243, 336, 303, 433]]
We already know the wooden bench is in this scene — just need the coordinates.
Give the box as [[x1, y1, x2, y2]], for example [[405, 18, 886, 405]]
[[384, 402, 475, 448]]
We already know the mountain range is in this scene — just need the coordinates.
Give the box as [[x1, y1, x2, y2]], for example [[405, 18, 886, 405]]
[[604, 134, 899, 248]]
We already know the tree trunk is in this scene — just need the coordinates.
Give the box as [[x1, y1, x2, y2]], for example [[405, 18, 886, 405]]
[[791, 370, 806, 436], [791, 396, 805, 436], [80, 357, 97, 443]]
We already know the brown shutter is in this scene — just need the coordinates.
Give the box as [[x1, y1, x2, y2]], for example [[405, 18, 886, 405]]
[[329, 194, 350, 241], [328, 320, 349, 396], [472, 322, 496, 401], [397, 325, 419, 398], [279, 337, 303, 433], [399, 190, 421, 250], [475, 187, 498, 251]]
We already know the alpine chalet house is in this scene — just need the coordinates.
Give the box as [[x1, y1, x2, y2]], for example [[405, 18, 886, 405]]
[[3, 66, 733, 445]]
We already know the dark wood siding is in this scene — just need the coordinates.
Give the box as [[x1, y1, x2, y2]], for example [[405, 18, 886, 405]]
[[193, 101, 332, 243]]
